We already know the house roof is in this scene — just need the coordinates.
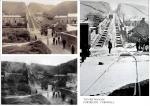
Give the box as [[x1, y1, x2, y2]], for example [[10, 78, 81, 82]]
[[3, 15, 22, 18]]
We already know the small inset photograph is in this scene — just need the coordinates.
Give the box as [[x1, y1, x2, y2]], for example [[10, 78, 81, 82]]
[[1, 56, 77, 105], [2, 0, 77, 54], [80, 0, 149, 96]]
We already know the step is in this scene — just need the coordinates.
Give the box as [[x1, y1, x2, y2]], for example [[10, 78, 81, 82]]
[[116, 40, 121, 42], [116, 42, 122, 45], [103, 32, 108, 35], [99, 39, 105, 42], [101, 36, 106, 38], [101, 39, 106, 41], [116, 44, 123, 47], [100, 37, 105, 40], [116, 38, 121, 40], [96, 44, 102, 47], [98, 41, 103, 43], [116, 39, 121, 41], [102, 34, 106, 36]]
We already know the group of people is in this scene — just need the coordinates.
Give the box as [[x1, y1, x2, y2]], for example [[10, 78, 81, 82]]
[[52, 91, 61, 98], [108, 38, 149, 54], [52, 34, 75, 54], [53, 36, 61, 45], [136, 39, 149, 52], [51, 29, 76, 54]]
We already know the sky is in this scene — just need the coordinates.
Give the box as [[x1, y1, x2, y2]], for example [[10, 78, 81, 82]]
[[1, 55, 76, 66], [81, 0, 148, 10], [3, 0, 76, 5]]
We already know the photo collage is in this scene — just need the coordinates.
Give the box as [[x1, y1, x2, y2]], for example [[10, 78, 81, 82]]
[[0, 0, 149, 105]]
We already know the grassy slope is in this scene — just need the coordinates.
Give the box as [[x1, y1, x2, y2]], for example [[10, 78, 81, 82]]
[[2, 40, 51, 54]]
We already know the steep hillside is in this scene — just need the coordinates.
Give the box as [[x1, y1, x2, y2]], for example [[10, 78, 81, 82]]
[[116, 3, 148, 21], [1, 61, 27, 73], [29, 59, 77, 76], [2, 1, 26, 16], [28, 3, 54, 14], [80, 1, 111, 20], [48, 1, 77, 16], [2, 59, 77, 75], [2, 40, 52, 54], [29, 63, 56, 78]]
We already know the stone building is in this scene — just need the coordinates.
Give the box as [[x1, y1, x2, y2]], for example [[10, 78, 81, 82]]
[[54, 13, 77, 24], [3, 15, 26, 27]]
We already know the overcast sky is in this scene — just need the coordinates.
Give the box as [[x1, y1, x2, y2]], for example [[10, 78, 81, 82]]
[[1, 55, 76, 66], [81, 0, 148, 10], [3, 0, 76, 5]]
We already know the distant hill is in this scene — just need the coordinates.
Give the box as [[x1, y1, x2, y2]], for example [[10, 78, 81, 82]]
[[1, 61, 27, 73], [28, 3, 54, 14], [29, 59, 77, 76], [116, 3, 148, 22], [2, 1, 26, 16], [1, 58, 77, 75], [48, 1, 77, 16], [80, 1, 111, 20]]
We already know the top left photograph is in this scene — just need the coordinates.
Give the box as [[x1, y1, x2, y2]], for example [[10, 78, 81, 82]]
[[2, 0, 77, 54]]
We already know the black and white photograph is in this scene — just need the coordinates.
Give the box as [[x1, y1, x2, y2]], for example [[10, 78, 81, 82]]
[[1, 56, 77, 104], [2, 0, 77, 54], [1, 0, 150, 105], [80, 0, 149, 96]]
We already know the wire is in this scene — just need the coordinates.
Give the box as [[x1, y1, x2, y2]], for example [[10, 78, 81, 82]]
[[81, 56, 120, 95], [81, 50, 141, 96]]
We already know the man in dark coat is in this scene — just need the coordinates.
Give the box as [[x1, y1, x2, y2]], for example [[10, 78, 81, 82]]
[[136, 41, 139, 51], [62, 40, 66, 49], [71, 45, 75, 54], [108, 40, 112, 54]]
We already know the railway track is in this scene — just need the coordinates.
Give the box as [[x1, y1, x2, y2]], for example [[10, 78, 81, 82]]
[[115, 14, 123, 47], [92, 19, 111, 47]]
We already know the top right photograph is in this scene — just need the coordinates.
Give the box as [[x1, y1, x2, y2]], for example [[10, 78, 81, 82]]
[[80, 0, 149, 96]]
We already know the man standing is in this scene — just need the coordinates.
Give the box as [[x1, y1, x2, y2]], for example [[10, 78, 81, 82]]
[[136, 40, 139, 51], [62, 40, 66, 49], [71, 45, 75, 54], [108, 40, 112, 54]]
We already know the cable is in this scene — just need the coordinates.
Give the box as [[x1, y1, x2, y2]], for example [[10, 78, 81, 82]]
[[123, 50, 141, 96], [80, 3, 105, 14], [81, 56, 120, 95], [81, 49, 141, 96]]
